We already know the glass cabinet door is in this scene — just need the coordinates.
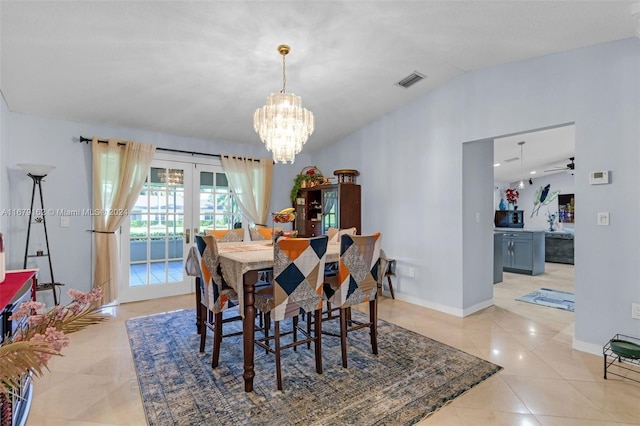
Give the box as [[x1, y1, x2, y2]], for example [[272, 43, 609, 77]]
[[321, 187, 337, 234]]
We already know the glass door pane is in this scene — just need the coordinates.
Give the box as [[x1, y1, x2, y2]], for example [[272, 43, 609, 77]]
[[197, 168, 242, 233], [322, 187, 337, 234], [120, 161, 193, 303]]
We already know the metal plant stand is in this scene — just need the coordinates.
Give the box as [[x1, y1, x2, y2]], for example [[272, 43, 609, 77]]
[[22, 172, 62, 305]]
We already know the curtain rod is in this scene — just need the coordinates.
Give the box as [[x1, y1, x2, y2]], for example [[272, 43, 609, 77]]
[[79, 136, 262, 162]]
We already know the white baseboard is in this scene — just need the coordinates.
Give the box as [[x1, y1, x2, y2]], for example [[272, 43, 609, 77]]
[[573, 338, 604, 356], [389, 293, 494, 318]]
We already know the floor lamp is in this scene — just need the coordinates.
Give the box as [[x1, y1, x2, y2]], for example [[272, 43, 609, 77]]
[[18, 163, 60, 305]]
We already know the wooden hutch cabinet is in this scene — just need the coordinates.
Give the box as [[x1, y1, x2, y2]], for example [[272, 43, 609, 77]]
[[295, 184, 361, 237]]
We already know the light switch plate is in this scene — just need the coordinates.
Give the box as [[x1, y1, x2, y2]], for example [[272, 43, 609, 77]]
[[597, 212, 609, 226], [60, 216, 70, 228]]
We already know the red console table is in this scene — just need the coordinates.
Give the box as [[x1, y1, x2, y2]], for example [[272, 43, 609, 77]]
[[0, 269, 37, 426]]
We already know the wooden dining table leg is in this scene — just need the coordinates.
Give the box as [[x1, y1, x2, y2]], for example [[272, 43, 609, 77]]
[[242, 270, 259, 392]]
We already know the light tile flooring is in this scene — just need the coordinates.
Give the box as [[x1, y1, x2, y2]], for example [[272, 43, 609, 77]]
[[27, 263, 640, 425]]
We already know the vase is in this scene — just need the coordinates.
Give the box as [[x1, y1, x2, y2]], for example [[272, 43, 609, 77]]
[[507, 202, 514, 210], [499, 199, 506, 210]]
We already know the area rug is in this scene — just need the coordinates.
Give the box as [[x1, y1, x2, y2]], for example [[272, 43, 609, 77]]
[[516, 288, 575, 312], [126, 309, 502, 425]]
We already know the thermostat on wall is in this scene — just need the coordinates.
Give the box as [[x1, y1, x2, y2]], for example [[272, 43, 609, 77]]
[[589, 170, 610, 185]]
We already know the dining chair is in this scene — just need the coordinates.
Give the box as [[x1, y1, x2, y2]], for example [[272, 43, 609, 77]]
[[322, 233, 382, 368], [324, 226, 358, 319], [194, 235, 243, 368], [249, 226, 283, 241], [377, 249, 396, 299], [253, 235, 328, 390], [327, 226, 357, 245], [206, 228, 244, 242]]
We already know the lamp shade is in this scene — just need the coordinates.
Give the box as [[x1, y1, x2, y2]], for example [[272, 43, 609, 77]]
[[17, 163, 56, 176]]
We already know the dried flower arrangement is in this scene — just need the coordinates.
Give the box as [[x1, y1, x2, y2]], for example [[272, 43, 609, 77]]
[[0, 287, 108, 394]]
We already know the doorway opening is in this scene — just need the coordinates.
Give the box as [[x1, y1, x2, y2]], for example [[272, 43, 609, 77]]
[[493, 124, 575, 330]]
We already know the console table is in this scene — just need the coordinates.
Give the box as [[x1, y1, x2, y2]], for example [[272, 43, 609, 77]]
[[0, 269, 38, 426]]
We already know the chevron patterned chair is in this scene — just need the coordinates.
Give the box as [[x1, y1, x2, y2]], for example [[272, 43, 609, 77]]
[[193, 235, 242, 368], [254, 235, 328, 390], [322, 233, 382, 368]]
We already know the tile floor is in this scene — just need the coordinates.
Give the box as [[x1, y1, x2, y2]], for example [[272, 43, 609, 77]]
[[26, 263, 640, 425]]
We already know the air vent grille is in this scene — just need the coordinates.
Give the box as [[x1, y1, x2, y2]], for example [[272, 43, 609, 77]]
[[396, 71, 426, 88], [503, 157, 520, 163]]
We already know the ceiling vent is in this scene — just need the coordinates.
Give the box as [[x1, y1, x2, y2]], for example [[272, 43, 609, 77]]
[[503, 157, 520, 163], [396, 71, 426, 89]]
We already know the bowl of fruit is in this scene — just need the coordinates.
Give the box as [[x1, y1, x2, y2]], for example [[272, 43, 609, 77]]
[[273, 208, 296, 223]]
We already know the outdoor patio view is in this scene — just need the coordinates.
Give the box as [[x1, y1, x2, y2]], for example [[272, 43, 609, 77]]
[[129, 167, 241, 287]]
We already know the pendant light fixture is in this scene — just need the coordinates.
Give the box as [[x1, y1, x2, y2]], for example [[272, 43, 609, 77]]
[[253, 44, 314, 164], [518, 141, 526, 189]]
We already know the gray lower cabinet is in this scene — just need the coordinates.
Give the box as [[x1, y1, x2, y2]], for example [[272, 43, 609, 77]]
[[545, 232, 574, 264], [494, 233, 503, 284], [501, 231, 545, 275]]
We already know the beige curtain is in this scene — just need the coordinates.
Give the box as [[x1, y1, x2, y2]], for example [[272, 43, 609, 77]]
[[220, 156, 273, 226], [92, 137, 156, 304]]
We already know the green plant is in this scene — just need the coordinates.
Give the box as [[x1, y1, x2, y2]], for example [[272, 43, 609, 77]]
[[289, 172, 324, 204]]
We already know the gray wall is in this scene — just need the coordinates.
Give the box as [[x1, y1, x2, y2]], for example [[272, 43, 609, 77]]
[[312, 38, 640, 349], [517, 171, 576, 231], [462, 139, 494, 312]]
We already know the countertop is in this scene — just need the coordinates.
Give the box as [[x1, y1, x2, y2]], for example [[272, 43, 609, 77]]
[[494, 228, 546, 233]]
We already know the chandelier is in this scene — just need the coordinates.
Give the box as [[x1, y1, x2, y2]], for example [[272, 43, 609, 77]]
[[253, 44, 314, 164], [158, 169, 184, 185]]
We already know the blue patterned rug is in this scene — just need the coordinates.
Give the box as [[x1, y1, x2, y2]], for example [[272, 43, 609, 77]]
[[516, 288, 575, 312], [126, 308, 502, 425]]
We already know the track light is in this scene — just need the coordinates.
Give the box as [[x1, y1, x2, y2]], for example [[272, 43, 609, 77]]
[[529, 178, 533, 185]]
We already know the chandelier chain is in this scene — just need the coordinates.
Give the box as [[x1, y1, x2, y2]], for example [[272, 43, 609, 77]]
[[281, 53, 286, 94]]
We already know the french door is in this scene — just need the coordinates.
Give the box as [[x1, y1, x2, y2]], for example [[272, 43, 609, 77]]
[[119, 156, 242, 303]]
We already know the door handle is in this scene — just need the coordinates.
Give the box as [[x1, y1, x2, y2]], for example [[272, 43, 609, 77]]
[[185, 228, 190, 244]]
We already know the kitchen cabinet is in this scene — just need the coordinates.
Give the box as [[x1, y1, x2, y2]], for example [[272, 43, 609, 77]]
[[500, 231, 545, 275], [545, 232, 574, 264], [295, 184, 361, 237]]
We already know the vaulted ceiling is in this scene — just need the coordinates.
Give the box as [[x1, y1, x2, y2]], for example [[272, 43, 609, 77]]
[[1, 1, 637, 163]]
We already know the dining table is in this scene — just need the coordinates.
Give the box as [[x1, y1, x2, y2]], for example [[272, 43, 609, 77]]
[[187, 239, 340, 392]]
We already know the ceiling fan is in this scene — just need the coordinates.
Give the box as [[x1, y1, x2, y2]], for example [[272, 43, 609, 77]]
[[544, 157, 575, 173]]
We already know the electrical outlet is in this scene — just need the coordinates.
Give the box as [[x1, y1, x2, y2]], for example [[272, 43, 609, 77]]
[[408, 267, 415, 278], [60, 216, 69, 228], [475, 212, 480, 223], [632, 303, 640, 320]]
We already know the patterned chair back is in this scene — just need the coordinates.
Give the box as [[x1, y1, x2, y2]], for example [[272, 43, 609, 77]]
[[194, 235, 236, 313], [271, 235, 328, 321], [206, 228, 244, 242], [249, 226, 282, 241], [326, 233, 382, 307], [327, 226, 357, 245]]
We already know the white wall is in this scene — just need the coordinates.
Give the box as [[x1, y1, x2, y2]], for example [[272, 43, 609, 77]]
[[0, 108, 305, 305], [2, 38, 638, 348], [313, 38, 640, 348], [0, 93, 8, 235]]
